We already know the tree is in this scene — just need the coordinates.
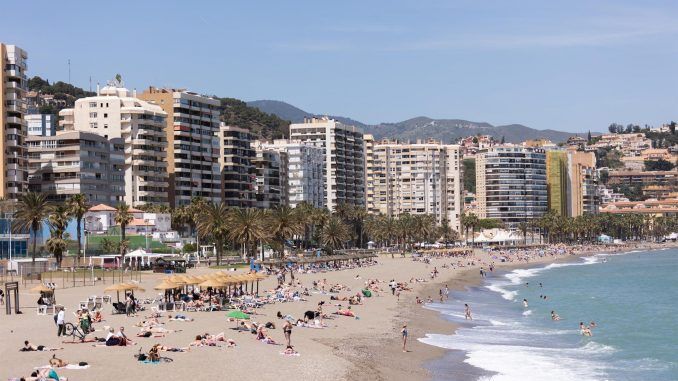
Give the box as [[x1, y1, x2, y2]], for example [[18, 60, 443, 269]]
[[320, 216, 350, 254], [462, 158, 476, 193], [501, 136, 505, 144], [196, 202, 230, 266], [47, 205, 70, 267], [644, 159, 675, 171], [67, 194, 89, 266], [101, 237, 117, 254], [268, 205, 303, 258], [114, 203, 134, 262], [227, 208, 268, 260], [517, 222, 529, 245], [15, 193, 53, 263], [587, 130, 592, 144]]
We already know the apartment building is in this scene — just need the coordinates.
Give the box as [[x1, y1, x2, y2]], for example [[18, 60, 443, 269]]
[[289, 117, 365, 211], [370, 139, 463, 231], [139, 87, 221, 207], [0, 43, 29, 200], [259, 139, 325, 209], [606, 170, 678, 200], [364, 134, 378, 213], [218, 124, 255, 208], [26, 114, 56, 136], [476, 146, 548, 226], [59, 81, 169, 206], [546, 151, 569, 216], [252, 141, 287, 209], [568, 150, 599, 216], [27, 131, 125, 204]]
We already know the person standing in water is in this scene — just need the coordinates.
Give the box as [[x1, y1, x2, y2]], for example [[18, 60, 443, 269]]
[[401, 324, 408, 352], [523, 299, 528, 308], [464, 304, 472, 320]]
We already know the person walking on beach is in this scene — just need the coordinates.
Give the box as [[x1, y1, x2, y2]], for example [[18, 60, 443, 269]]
[[283, 319, 293, 347], [444, 285, 449, 301], [464, 304, 472, 320], [56, 307, 65, 337], [401, 324, 408, 352]]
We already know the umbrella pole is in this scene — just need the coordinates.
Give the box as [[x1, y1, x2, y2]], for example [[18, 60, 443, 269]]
[[256, 280, 259, 296]]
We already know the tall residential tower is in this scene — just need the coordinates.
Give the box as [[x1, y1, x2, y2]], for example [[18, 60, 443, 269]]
[[139, 87, 221, 207]]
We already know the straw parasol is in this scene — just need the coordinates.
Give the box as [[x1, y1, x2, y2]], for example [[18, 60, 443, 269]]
[[199, 279, 226, 289], [30, 284, 52, 293], [104, 282, 145, 302], [154, 281, 182, 290]]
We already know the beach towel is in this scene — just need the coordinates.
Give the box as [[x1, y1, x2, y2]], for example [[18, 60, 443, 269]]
[[35, 364, 90, 370], [280, 352, 300, 356]]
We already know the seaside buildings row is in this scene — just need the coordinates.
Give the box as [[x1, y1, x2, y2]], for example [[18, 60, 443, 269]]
[[2, 42, 677, 258]]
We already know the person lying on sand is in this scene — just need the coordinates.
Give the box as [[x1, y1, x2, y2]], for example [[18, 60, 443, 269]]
[[168, 314, 193, 322], [281, 345, 299, 356], [48, 354, 68, 367], [20, 341, 62, 352]]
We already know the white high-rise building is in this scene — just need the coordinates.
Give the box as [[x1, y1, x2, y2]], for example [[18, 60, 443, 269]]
[[0, 43, 29, 200], [369, 139, 463, 231], [59, 80, 169, 206], [289, 117, 365, 211], [258, 139, 325, 209]]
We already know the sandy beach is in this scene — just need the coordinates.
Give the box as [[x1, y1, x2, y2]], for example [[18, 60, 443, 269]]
[[1, 242, 673, 381]]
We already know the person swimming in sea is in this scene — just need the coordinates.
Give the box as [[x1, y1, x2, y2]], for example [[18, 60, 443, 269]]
[[580, 322, 593, 336], [523, 299, 528, 308], [551, 310, 560, 321]]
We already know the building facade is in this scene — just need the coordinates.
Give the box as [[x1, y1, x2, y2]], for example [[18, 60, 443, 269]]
[[0, 43, 29, 200], [289, 117, 365, 211], [259, 139, 325, 209], [364, 134, 378, 214], [139, 87, 221, 207], [546, 151, 569, 216], [568, 150, 599, 216], [606, 170, 678, 200], [218, 124, 255, 208], [59, 82, 169, 206], [27, 131, 125, 204], [370, 139, 463, 231], [476, 146, 548, 226], [252, 141, 287, 209], [26, 113, 56, 136]]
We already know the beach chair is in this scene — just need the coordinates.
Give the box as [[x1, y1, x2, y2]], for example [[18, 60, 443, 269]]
[[37, 305, 47, 315], [102, 295, 112, 304], [79, 301, 88, 309]]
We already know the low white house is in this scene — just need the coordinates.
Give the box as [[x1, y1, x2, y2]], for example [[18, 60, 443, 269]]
[[84, 204, 172, 234]]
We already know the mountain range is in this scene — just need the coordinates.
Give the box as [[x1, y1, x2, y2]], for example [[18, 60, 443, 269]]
[[247, 100, 586, 143]]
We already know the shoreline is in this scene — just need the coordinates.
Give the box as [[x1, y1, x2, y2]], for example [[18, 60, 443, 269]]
[[395, 241, 678, 381]]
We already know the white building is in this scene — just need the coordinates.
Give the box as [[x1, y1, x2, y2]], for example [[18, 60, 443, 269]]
[[289, 117, 365, 210], [369, 139, 463, 231], [84, 204, 172, 235], [59, 80, 169, 206], [258, 139, 325, 208]]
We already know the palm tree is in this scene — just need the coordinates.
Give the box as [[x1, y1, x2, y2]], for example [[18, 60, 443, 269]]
[[114, 203, 134, 262], [268, 205, 303, 258], [14, 193, 53, 263], [517, 222, 529, 245], [227, 208, 268, 260], [47, 204, 70, 267], [320, 216, 350, 254], [295, 202, 315, 248], [196, 202, 230, 266], [466, 214, 479, 246], [67, 194, 89, 266]]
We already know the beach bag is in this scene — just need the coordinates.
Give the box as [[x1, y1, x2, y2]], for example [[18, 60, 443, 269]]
[[362, 290, 372, 297], [137, 353, 147, 361]]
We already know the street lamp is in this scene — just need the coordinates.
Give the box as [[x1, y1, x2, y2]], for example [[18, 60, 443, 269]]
[[144, 219, 150, 253]]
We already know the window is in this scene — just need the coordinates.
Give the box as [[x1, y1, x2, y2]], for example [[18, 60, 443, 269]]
[[104, 124, 108, 129], [104, 113, 108, 118], [90, 122, 98, 129], [89, 102, 96, 107], [89, 112, 97, 118]]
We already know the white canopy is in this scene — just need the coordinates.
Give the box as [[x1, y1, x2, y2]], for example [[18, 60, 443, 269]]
[[471, 229, 521, 243]]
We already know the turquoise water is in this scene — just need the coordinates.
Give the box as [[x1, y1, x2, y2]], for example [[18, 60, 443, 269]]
[[421, 248, 678, 381]]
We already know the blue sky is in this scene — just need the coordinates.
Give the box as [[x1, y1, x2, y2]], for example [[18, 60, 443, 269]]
[[2, 0, 677, 132]]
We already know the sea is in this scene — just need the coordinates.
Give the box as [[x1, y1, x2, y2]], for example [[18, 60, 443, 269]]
[[420, 248, 678, 381]]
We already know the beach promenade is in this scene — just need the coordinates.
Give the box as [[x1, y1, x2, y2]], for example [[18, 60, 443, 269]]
[[2, 242, 671, 381]]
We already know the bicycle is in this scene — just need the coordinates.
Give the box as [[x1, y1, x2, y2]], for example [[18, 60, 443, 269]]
[[64, 322, 86, 342]]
